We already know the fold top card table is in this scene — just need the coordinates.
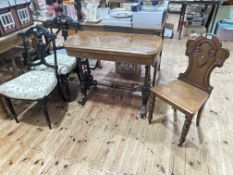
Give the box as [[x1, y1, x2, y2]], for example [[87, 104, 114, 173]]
[[64, 30, 163, 117], [64, 30, 163, 65]]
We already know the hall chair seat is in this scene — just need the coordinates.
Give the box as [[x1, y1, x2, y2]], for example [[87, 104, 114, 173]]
[[151, 80, 209, 115]]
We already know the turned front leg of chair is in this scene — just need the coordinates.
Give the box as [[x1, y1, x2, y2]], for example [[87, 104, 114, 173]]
[[152, 62, 158, 87], [4, 97, 19, 123], [196, 102, 206, 126], [178, 114, 193, 147], [148, 93, 155, 124], [40, 98, 52, 129], [158, 51, 162, 71]]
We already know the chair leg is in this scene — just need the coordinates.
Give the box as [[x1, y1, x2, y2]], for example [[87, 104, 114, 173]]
[[57, 77, 66, 102], [40, 98, 52, 129], [173, 108, 177, 122], [196, 103, 206, 126], [158, 50, 162, 71], [63, 75, 71, 102], [152, 62, 158, 87], [148, 93, 156, 124], [4, 97, 19, 123], [178, 114, 193, 147]]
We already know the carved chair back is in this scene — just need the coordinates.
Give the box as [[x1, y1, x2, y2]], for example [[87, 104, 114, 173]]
[[47, 14, 79, 41], [18, 25, 58, 75], [178, 34, 230, 93]]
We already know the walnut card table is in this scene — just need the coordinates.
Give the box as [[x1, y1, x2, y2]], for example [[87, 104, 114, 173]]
[[64, 30, 163, 117]]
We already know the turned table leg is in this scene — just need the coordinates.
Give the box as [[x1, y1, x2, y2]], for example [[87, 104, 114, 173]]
[[76, 58, 94, 106], [140, 65, 151, 118]]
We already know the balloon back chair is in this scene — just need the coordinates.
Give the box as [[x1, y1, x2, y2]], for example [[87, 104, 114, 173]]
[[0, 26, 59, 129], [39, 14, 79, 102], [148, 34, 230, 146]]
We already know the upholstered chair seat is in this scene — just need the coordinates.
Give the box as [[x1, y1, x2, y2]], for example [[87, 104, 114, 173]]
[[0, 70, 57, 100], [33, 54, 77, 75]]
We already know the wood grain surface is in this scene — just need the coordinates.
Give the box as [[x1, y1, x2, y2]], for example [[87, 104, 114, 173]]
[[64, 30, 162, 65]]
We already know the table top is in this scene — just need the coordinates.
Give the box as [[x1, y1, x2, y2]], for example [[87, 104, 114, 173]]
[[64, 30, 162, 65]]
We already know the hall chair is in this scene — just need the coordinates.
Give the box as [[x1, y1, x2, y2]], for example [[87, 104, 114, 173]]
[[148, 34, 230, 146], [0, 26, 59, 129]]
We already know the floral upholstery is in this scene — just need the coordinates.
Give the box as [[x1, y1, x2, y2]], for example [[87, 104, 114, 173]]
[[0, 71, 57, 100], [33, 54, 77, 75]]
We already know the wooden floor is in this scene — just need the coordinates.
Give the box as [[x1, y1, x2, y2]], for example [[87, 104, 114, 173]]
[[0, 15, 233, 175]]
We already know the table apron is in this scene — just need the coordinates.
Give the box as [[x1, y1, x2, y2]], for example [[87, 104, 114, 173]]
[[66, 49, 159, 65]]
